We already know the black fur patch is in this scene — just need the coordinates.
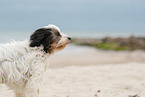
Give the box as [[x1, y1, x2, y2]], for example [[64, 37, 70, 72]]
[[29, 28, 61, 53]]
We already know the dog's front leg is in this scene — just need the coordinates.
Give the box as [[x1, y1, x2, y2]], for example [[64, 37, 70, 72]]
[[23, 75, 42, 97]]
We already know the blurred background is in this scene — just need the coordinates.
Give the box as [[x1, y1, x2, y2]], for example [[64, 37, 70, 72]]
[[0, 0, 145, 43], [0, 1, 145, 96], [0, 0, 145, 66]]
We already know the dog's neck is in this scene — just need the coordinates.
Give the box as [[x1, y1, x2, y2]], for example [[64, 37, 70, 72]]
[[23, 40, 50, 68], [20, 40, 49, 55]]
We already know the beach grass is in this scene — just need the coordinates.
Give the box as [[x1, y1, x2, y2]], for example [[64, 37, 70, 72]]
[[71, 36, 145, 51], [79, 42, 131, 51], [91, 42, 131, 51]]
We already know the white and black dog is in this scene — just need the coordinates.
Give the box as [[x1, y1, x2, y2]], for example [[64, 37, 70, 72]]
[[0, 25, 71, 97]]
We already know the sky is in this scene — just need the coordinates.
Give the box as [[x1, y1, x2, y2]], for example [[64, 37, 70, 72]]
[[0, 0, 145, 40]]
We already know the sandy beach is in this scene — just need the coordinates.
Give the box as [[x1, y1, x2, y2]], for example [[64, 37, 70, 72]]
[[0, 44, 145, 97], [41, 62, 145, 97]]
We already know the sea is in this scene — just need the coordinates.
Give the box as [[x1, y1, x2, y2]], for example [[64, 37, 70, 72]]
[[0, 30, 145, 43]]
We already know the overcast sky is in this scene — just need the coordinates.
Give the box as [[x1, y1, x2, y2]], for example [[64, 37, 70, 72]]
[[0, 0, 145, 35]]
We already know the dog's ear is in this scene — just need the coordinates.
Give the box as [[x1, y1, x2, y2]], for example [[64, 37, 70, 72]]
[[30, 29, 53, 53]]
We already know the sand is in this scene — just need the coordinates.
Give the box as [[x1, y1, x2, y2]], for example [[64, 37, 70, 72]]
[[40, 63, 145, 97], [0, 44, 145, 97]]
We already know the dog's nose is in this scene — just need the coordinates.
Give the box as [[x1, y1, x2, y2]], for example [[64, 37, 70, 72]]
[[67, 37, 71, 40]]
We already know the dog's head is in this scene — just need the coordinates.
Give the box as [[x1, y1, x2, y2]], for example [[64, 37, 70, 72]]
[[29, 25, 71, 54]]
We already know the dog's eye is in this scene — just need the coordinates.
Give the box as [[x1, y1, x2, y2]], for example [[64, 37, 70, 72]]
[[56, 32, 61, 36]]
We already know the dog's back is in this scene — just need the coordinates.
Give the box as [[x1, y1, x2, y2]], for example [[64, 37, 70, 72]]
[[0, 40, 29, 63]]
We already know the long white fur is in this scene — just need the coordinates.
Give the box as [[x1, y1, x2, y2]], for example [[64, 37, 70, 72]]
[[0, 40, 49, 97]]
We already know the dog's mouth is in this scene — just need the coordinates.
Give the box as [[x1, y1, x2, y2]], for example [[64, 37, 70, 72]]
[[56, 41, 70, 50], [56, 44, 66, 51], [57, 43, 68, 48], [66, 40, 70, 44]]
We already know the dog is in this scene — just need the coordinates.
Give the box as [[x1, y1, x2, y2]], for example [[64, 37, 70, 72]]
[[0, 24, 71, 97]]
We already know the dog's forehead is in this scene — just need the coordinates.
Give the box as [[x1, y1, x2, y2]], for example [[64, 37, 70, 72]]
[[43, 25, 60, 32]]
